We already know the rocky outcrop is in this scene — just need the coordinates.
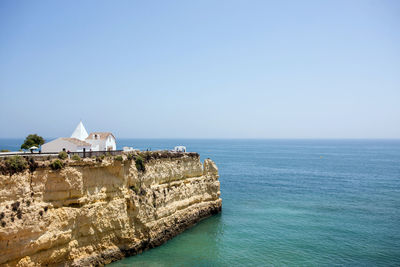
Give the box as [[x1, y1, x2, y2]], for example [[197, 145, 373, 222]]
[[0, 153, 221, 266]]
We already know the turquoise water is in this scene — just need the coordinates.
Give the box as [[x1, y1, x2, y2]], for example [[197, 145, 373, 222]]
[[2, 139, 400, 266]]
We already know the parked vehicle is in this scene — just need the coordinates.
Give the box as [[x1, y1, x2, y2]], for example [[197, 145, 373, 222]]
[[173, 146, 186, 152]]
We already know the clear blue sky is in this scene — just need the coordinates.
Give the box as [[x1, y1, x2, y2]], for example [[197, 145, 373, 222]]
[[0, 0, 399, 138]]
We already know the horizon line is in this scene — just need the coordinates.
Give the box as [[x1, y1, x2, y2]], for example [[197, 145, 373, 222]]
[[1, 137, 400, 140]]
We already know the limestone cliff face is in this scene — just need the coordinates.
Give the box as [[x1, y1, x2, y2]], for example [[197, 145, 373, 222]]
[[0, 154, 221, 266]]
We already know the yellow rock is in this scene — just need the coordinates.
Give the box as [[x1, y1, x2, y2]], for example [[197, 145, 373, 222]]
[[0, 153, 221, 266]]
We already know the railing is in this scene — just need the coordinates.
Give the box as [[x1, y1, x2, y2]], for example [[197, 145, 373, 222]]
[[0, 150, 123, 158]]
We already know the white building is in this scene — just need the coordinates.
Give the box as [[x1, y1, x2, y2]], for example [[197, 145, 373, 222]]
[[41, 138, 91, 153], [41, 121, 117, 152], [86, 132, 116, 151]]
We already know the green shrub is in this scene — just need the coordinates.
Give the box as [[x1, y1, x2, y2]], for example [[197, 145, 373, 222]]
[[2, 156, 28, 175], [58, 151, 68, 160], [0, 149, 10, 152], [135, 155, 145, 172], [114, 155, 123, 162], [49, 159, 64, 170], [127, 153, 134, 160], [143, 151, 152, 161], [71, 155, 81, 161]]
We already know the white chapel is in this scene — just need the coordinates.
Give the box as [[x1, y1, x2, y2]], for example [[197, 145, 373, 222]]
[[41, 121, 117, 153]]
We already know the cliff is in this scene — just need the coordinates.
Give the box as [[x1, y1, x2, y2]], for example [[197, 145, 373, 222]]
[[0, 152, 222, 266]]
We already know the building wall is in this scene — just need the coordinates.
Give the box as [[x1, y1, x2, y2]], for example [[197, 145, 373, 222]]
[[76, 146, 91, 152], [41, 138, 90, 153], [86, 136, 116, 151], [85, 139, 103, 151], [105, 136, 116, 151]]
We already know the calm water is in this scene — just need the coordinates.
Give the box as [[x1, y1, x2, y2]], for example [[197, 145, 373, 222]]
[[2, 139, 400, 266]]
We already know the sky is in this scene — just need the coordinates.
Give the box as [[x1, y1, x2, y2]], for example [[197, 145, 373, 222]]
[[0, 0, 399, 139]]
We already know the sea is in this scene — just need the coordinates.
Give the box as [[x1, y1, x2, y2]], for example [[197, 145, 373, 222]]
[[1, 139, 400, 266]]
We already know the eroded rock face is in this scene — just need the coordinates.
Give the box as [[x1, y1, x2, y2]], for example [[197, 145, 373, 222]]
[[0, 155, 222, 266]]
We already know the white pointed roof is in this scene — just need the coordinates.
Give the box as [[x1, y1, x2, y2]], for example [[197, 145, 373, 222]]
[[71, 121, 89, 141]]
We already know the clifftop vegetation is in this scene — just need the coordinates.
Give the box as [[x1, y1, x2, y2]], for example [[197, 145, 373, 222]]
[[0, 150, 199, 176]]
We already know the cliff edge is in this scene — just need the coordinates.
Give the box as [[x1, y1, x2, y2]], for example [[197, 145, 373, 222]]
[[0, 152, 222, 266]]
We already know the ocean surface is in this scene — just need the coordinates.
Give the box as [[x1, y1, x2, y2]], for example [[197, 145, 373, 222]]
[[1, 139, 400, 266]]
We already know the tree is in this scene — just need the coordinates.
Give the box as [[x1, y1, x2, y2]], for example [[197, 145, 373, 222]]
[[21, 134, 45, 150]]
